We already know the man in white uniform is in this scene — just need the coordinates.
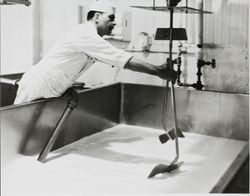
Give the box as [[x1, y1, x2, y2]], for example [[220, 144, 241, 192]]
[[14, 0, 177, 104]]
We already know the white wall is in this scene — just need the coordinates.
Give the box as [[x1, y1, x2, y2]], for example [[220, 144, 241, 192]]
[[0, 4, 33, 74], [203, 0, 249, 93], [1, 0, 248, 93]]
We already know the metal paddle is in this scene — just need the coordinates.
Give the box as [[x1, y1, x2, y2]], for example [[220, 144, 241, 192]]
[[148, 3, 184, 178], [148, 80, 184, 178]]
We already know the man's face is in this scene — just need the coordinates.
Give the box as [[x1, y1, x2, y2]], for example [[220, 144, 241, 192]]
[[96, 13, 116, 36]]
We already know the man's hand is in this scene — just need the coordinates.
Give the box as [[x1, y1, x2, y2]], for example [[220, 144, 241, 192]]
[[124, 56, 177, 81], [157, 64, 177, 81]]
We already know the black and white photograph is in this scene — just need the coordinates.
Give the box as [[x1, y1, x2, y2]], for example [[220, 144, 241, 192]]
[[0, 0, 249, 195]]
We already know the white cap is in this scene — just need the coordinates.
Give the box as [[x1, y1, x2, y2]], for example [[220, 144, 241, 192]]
[[89, 0, 116, 15]]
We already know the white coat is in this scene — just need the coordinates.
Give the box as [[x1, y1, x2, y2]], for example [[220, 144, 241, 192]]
[[14, 22, 132, 104]]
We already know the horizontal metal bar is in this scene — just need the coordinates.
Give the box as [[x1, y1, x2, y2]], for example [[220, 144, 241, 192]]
[[0, 78, 19, 86], [130, 6, 212, 14]]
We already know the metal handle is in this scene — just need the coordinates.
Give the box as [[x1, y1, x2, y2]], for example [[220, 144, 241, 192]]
[[162, 80, 169, 130], [0, 78, 19, 86], [37, 104, 75, 162], [37, 89, 78, 162]]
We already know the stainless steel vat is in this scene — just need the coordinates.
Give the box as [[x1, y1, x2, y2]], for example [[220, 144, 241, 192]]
[[1, 82, 249, 193]]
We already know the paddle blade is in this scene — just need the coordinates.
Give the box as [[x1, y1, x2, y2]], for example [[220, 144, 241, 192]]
[[148, 161, 184, 178]]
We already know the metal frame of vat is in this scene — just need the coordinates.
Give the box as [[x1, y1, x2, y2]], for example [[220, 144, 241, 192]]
[[1, 82, 249, 193]]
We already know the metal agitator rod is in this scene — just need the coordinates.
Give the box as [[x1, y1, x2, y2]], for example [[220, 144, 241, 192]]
[[165, 6, 180, 166], [148, 2, 183, 178]]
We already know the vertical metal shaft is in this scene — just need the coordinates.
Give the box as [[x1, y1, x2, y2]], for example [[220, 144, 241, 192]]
[[170, 83, 179, 164], [169, 8, 173, 64], [162, 80, 170, 135], [162, 1, 171, 138], [169, 6, 180, 165]]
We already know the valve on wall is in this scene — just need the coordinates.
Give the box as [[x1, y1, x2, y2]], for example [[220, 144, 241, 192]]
[[1, 0, 31, 6]]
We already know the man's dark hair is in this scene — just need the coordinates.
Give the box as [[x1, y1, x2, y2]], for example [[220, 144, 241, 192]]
[[87, 11, 103, 21]]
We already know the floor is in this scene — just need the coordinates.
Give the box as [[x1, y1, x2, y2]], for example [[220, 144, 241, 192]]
[[1, 125, 246, 195]]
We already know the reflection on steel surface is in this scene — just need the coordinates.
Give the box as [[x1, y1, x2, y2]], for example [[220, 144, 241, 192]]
[[1, 84, 120, 166], [121, 84, 249, 141]]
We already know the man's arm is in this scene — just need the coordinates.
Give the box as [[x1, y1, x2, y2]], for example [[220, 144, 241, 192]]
[[124, 56, 177, 81]]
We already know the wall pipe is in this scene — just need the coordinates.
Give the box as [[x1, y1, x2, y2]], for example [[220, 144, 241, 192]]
[[196, 0, 204, 59], [176, 0, 215, 90]]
